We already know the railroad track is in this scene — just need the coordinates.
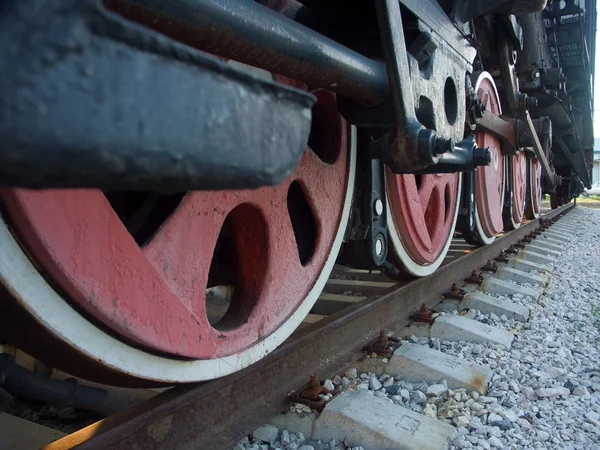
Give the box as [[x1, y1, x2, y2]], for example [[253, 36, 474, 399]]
[[45, 203, 574, 450]]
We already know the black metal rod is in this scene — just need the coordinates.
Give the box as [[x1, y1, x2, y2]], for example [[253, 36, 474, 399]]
[[108, 0, 390, 107], [0, 354, 108, 411], [374, 0, 417, 132]]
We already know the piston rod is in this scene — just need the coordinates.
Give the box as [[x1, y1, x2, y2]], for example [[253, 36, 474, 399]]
[[107, 0, 390, 107]]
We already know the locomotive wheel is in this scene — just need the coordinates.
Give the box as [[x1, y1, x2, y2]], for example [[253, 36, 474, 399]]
[[0, 90, 356, 384], [469, 73, 506, 245], [525, 157, 543, 219], [504, 151, 528, 230], [386, 172, 462, 277]]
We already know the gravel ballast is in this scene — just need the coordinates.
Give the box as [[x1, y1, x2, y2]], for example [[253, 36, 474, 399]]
[[234, 206, 600, 450]]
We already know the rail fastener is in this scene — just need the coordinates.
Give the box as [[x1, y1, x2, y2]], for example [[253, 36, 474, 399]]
[[362, 329, 401, 358], [409, 304, 436, 325], [287, 374, 340, 413], [442, 284, 467, 301], [481, 260, 500, 273], [465, 270, 485, 285]]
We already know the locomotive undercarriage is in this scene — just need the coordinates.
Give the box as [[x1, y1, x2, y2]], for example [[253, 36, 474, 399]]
[[0, 0, 593, 384]]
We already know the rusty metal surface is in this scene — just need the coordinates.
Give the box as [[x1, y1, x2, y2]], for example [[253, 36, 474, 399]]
[[45, 204, 574, 450], [409, 303, 436, 325], [476, 110, 518, 153]]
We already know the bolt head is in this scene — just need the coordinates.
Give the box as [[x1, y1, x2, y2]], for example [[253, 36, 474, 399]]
[[375, 237, 383, 256], [434, 137, 455, 156], [474, 146, 492, 167], [374, 199, 384, 216], [526, 96, 538, 111]]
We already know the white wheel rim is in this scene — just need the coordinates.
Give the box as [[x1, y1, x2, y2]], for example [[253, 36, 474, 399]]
[[472, 72, 505, 243], [0, 129, 356, 383], [386, 173, 462, 277]]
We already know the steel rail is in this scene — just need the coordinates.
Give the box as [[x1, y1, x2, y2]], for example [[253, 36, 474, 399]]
[[46, 203, 574, 450]]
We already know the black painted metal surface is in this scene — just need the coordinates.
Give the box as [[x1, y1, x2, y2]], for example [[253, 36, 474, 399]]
[[0, 0, 315, 191], [108, 0, 390, 107]]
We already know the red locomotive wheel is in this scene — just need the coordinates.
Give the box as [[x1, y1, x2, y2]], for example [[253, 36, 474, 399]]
[[525, 157, 542, 219], [0, 89, 356, 383], [472, 73, 505, 244], [386, 172, 461, 276], [506, 151, 528, 229]]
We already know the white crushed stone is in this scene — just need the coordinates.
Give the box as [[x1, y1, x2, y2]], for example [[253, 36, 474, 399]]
[[234, 208, 600, 450], [434, 208, 600, 449]]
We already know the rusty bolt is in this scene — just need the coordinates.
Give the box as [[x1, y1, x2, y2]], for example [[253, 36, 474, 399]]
[[443, 283, 466, 300], [469, 94, 486, 121], [522, 233, 535, 243], [514, 240, 526, 249], [481, 260, 499, 273], [363, 329, 400, 357], [465, 270, 484, 285], [410, 303, 436, 325], [301, 373, 324, 400], [495, 251, 510, 263], [378, 329, 389, 347], [289, 373, 341, 413]]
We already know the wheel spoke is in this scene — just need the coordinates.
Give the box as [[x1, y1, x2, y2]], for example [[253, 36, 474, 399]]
[[418, 176, 436, 214], [142, 192, 238, 320], [296, 146, 347, 227], [0, 189, 215, 356], [426, 184, 446, 244], [508, 152, 527, 228]]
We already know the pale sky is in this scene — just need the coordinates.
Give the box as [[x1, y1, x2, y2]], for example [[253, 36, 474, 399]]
[[594, 5, 600, 138]]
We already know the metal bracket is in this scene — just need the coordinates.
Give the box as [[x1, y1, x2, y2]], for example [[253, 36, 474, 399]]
[[367, 159, 390, 267], [287, 374, 340, 413], [371, 0, 453, 172], [339, 145, 391, 270], [457, 170, 481, 245], [521, 112, 559, 189], [475, 111, 519, 155], [411, 135, 491, 174], [370, 0, 490, 175]]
